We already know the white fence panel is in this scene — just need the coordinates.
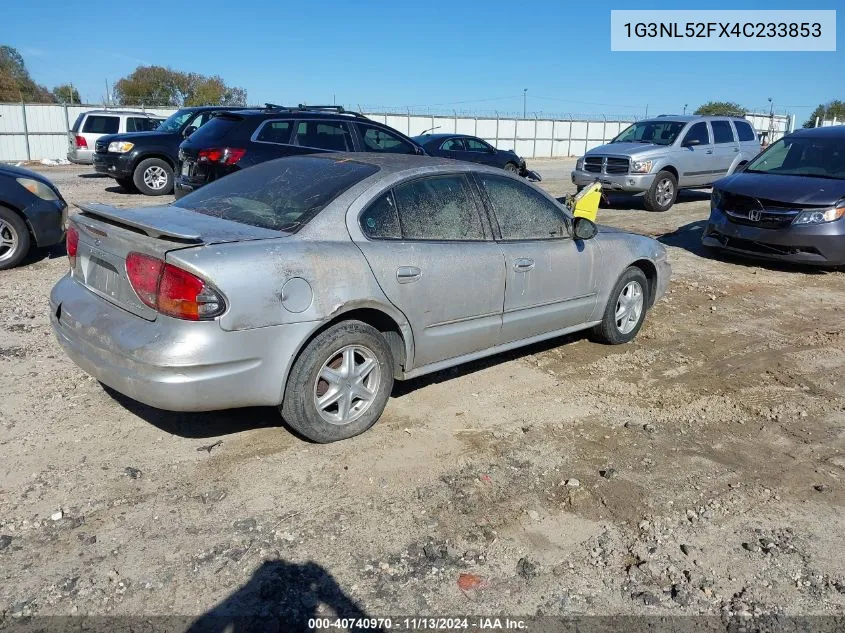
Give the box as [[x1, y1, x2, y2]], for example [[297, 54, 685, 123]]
[[476, 119, 498, 138], [455, 118, 476, 135], [0, 105, 25, 133]]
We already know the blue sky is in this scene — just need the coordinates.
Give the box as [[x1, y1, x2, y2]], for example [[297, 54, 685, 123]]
[[5, 0, 842, 122]]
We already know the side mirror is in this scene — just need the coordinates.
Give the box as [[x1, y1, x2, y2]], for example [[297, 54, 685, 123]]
[[183, 125, 198, 138], [683, 138, 701, 147], [573, 217, 598, 240], [415, 145, 425, 155]]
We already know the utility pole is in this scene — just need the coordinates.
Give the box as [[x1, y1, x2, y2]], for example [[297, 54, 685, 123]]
[[104, 79, 110, 107], [523, 88, 527, 119], [683, 104, 688, 114]]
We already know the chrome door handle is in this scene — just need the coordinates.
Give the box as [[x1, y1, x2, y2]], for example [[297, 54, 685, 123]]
[[513, 258, 535, 272], [396, 266, 422, 283], [705, 149, 713, 154]]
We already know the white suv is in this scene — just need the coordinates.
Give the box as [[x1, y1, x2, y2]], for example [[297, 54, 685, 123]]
[[67, 110, 164, 165]]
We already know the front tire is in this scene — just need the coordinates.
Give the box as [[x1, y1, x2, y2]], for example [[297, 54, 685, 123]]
[[133, 158, 173, 196], [281, 321, 395, 443], [504, 162, 519, 174], [0, 206, 31, 271], [591, 267, 649, 345], [644, 170, 677, 212]]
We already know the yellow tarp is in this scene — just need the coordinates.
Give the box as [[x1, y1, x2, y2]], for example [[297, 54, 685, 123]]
[[571, 181, 602, 222]]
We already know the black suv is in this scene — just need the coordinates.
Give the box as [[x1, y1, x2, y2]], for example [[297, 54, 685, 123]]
[[93, 106, 248, 196], [174, 105, 425, 199]]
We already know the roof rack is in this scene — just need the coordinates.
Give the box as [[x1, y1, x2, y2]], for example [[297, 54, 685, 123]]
[[261, 103, 368, 119]]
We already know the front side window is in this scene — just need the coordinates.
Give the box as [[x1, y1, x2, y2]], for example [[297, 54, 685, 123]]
[[465, 138, 492, 152], [746, 136, 845, 180], [358, 124, 415, 154], [440, 138, 465, 151], [734, 120, 757, 142], [392, 175, 484, 241], [293, 121, 353, 151], [711, 121, 736, 144], [478, 173, 568, 240], [682, 122, 710, 146], [82, 115, 119, 134], [254, 120, 293, 144], [154, 109, 194, 133], [612, 120, 685, 146]]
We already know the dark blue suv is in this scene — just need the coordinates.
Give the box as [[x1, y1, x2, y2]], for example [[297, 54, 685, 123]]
[[174, 105, 425, 199]]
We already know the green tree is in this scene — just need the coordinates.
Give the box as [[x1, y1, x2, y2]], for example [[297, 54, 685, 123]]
[[803, 100, 845, 128], [113, 65, 246, 107], [693, 101, 746, 117], [0, 45, 54, 102], [52, 83, 81, 104]]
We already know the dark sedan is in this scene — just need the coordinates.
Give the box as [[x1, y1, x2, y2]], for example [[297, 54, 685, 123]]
[[412, 133, 540, 180], [0, 164, 67, 269], [702, 126, 845, 266]]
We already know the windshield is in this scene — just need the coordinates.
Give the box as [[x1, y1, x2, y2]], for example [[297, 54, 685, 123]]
[[156, 109, 195, 133], [745, 136, 845, 180], [612, 120, 686, 145], [175, 156, 380, 231]]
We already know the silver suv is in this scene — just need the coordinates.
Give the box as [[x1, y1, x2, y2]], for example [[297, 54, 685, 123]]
[[571, 115, 760, 212], [68, 110, 164, 165]]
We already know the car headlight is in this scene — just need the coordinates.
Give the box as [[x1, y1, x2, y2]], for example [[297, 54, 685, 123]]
[[793, 203, 845, 225], [108, 141, 135, 153], [631, 159, 653, 174], [711, 188, 723, 210], [16, 177, 59, 201], [575, 157, 584, 170]]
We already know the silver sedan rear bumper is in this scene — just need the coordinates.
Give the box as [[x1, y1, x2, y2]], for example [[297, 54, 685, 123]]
[[49, 275, 316, 411]]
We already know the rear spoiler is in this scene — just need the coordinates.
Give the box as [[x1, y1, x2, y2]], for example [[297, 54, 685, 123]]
[[76, 203, 203, 243]]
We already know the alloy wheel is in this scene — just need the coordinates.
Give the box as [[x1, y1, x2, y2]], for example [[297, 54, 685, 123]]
[[615, 280, 644, 334], [0, 219, 19, 263], [143, 166, 169, 190], [655, 178, 674, 207]]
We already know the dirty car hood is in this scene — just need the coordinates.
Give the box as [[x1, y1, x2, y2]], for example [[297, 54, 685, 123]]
[[77, 203, 290, 244], [715, 173, 845, 206]]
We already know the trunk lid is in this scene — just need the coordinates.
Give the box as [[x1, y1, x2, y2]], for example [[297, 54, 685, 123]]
[[70, 203, 288, 320]]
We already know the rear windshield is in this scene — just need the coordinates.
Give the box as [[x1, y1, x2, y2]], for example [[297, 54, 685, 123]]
[[82, 115, 119, 134], [71, 114, 84, 133], [187, 115, 243, 144], [175, 156, 380, 231]]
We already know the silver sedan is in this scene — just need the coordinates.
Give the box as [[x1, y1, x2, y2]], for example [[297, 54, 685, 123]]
[[50, 154, 671, 442]]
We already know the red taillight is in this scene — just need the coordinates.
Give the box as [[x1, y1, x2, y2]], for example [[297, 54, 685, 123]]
[[66, 227, 79, 269], [125, 252, 224, 321], [197, 147, 246, 166], [74, 135, 88, 148]]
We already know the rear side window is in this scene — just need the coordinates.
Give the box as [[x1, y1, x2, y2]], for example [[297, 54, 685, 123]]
[[711, 121, 736, 144], [186, 115, 243, 144], [358, 123, 415, 154], [682, 122, 710, 145], [71, 114, 84, 133], [478, 173, 567, 240], [293, 121, 353, 151], [176, 156, 379, 231], [734, 120, 756, 142], [82, 115, 119, 134], [392, 175, 484, 241], [254, 120, 292, 144], [127, 117, 159, 132], [360, 191, 401, 239], [440, 138, 465, 151]]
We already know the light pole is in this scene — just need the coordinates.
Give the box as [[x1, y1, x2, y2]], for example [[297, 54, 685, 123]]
[[768, 97, 773, 117], [683, 103, 688, 115], [523, 88, 527, 119]]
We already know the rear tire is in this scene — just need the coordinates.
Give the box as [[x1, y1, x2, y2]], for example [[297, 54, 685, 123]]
[[115, 177, 137, 192], [281, 321, 395, 443], [0, 206, 30, 271], [133, 158, 173, 196], [591, 267, 649, 345], [644, 170, 677, 212]]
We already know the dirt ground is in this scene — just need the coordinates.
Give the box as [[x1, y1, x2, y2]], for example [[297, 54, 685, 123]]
[[1, 159, 843, 625]]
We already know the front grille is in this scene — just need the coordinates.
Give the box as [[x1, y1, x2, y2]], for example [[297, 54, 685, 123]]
[[722, 192, 799, 230], [584, 156, 603, 173], [95, 141, 108, 153], [583, 156, 629, 174]]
